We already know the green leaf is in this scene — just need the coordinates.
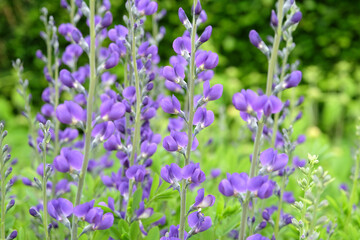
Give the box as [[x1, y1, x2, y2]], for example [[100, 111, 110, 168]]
[[141, 212, 163, 226], [149, 174, 160, 199], [215, 210, 241, 237], [93, 230, 110, 240], [144, 227, 160, 240], [130, 221, 140, 240], [132, 188, 143, 210]]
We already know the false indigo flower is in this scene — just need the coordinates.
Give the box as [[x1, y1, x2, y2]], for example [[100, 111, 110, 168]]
[[100, 99, 126, 121], [190, 188, 215, 211], [291, 11, 302, 24], [218, 172, 248, 197], [161, 95, 182, 115], [283, 70, 302, 89], [182, 163, 206, 185], [160, 163, 183, 190], [84, 207, 114, 230], [193, 108, 214, 130], [135, 201, 153, 219], [126, 165, 146, 182], [53, 147, 84, 173], [195, 50, 219, 70], [246, 234, 270, 240], [188, 211, 212, 234], [92, 121, 115, 141], [73, 200, 95, 220], [202, 80, 223, 102], [259, 148, 288, 172], [56, 101, 84, 125], [253, 95, 282, 117], [199, 26, 212, 43], [248, 176, 275, 199], [136, 0, 158, 15], [283, 191, 295, 204], [47, 198, 73, 222], [293, 156, 306, 168], [173, 37, 191, 57], [163, 65, 186, 86]]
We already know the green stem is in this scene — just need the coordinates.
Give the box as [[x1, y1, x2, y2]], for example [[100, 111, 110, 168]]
[[346, 153, 360, 222], [238, 1, 285, 239], [152, 14, 159, 45], [42, 150, 49, 240], [271, 51, 288, 146], [70, 0, 75, 26], [274, 175, 286, 238], [179, 2, 197, 239], [52, 58, 60, 198], [126, 2, 142, 222], [71, 0, 96, 239], [1, 137, 5, 240], [238, 121, 264, 240]]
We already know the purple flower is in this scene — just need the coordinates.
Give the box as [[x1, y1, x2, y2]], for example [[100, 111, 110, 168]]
[[92, 121, 115, 141], [163, 131, 188, 152], [108, 25, 128, 41], [249, 30, 263, 48], [188, 212, 212, 234], [56, 101, 84, 124], [283, 191, 295, 204], [199, 26, 212, 43], [193, 108, 214, 129], [210, 168, 221, 178], [161, 95, 181, 114], [135, 201, 153, 219], [161, 163, 183, 190], [53, 147, 84, 173], [126, 165, 146, 182], [193, 0, 202, 15], [73, 200, 95, 219], [7, 230, 17, 240], [140, 140, 157, 158], [195, 50, 219, 70], [247, 234, 270, 240], [173, 37, 191, 56], [100, 99, 126, 121], [105, 52, 120, 69], [203, 81, 223, 102], [160, 225, 187, 240], [253, 95, 282, 117], [182, 163, 206, 185], [101, 11, 113, 28], [162, 65, 185, 85], [48, 198, 73, 221], [260, 148, 288, 172], [136, 0, 158, 15], [191, 188, 215, 210], [271, 10, 278, 27], [218, 172, 248, 197], [284, 70, 302, 89], [178, 8, 189, 25], [59, 128, 79, 143], [293, 156, 306, 168], [84, 207, 114, 230], [291, 11, 302, 23], [248, 176, 275, 199]]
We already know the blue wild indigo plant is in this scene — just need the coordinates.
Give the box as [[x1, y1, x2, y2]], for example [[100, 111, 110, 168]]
[[1, 0, 356, 239]]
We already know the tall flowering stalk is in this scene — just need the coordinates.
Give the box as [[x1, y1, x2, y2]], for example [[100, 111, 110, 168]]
[[160, 0, 221, 239], [70, 0, 97, 238], [0, 123, 17, 240], [217, 0, 304, 239]]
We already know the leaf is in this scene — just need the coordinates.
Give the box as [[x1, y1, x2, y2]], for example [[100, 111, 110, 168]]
[[130, 221, 140, 240], [132, 188, 143, 211], [144, 226, 160, 240], [149, 174, 160, 199], [141, 212, 163, 226], [93, 230, 110, 240], [215, 210, 241, 237]]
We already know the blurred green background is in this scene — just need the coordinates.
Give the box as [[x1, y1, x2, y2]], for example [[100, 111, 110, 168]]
[[1, 0, 360, 138], [0, 0, 360, 239]]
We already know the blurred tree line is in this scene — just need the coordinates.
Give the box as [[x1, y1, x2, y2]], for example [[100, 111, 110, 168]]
[[0, 0, 360, 139]]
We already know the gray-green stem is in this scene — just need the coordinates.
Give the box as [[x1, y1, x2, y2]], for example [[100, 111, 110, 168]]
[[126, 2, 142, 222], [346, 151, 360, 224], [274, 174, 286, 238], [271, 51, 289, 146], [71, 0, 96, 239], [42, 150, 49, 240], [70, 0, 76, 26], [0, 137, 5, 240], [179, 2, 197, 239], [238, 1, 284, 239]]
